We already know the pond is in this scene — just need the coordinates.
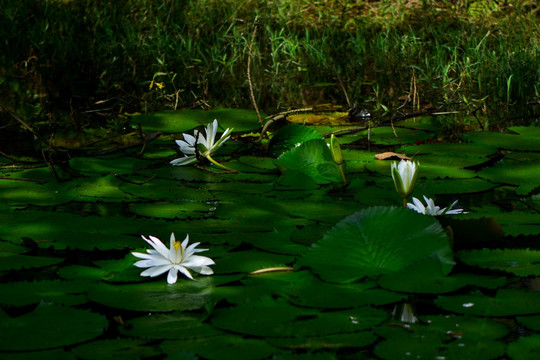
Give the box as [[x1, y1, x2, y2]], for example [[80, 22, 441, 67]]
[[1, 108, 540, 359]]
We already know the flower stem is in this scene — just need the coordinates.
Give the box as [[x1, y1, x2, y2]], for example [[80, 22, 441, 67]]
[[338, 164, 348, 185], [402, 197, 408, 208], [205, 154, 239, 173]]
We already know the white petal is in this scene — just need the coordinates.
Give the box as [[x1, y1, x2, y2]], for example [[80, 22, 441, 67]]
[[146, 235, 171, 259], [175, 265, 194, 280], [183, 255, 215, 268], [198, 266, 214, 275], [140, 265, 172, 277], [131, 251, 155, 260], [134, 257, 172, 268], [411, 197, 426, 214], [170, 156, 198, 166], [182, 133, 198, 146], [167, 268, 178, 284]]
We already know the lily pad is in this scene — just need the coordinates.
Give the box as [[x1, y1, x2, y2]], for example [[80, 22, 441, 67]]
[[374, 315, 508, 360], [507, 334, 540, 360], [87, 279, 215, 312], [131, 108, 263, 133], [274, 139, 342, 184], [463, 129, 540, 151], [212, 250, 295, 275], [268, 124, 323, 158], [0, 303, 107, 351], [476, 152, 540, 195], [517, 314, 540, 332], [119, 312, 224, 339], [0, 280, 88, 307], [0, 254, 63, 272], [457, 248, 540, 277], [210, 296, 387, 337], [267, 332, 377, 352], [378, 257, 507, 294], [71, 339, 162, 360], [436, 289, 540, 316], [298, 206, 454, 283], [161, 336, 278, 360]]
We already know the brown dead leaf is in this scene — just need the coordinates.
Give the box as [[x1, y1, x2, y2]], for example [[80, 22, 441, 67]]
[[374, 152, 411, 160]]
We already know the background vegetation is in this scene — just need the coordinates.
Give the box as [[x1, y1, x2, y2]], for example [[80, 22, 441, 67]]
[[1, 0, 539, 148]]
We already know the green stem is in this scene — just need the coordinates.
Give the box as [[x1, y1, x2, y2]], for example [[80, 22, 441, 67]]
[[402, 197, 408, 208], [338, 164, 348, 185], [205, 154, 239, 173]]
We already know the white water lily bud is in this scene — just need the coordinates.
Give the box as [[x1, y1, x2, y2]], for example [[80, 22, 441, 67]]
[[330, 134, 343, 165], [391, 159, 419, 199]]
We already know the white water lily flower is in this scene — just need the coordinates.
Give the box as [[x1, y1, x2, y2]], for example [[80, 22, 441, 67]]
[[132, 233, 215, 284], [391, 159, 420, 199], [407, 195, 467, 216], [170, 119, 232, 166]]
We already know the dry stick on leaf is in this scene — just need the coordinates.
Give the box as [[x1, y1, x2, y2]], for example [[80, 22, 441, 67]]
[[259, 107, 315, 141]]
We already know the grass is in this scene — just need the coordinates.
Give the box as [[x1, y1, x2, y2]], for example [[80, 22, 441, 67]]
[[0, 0, 539, 139]]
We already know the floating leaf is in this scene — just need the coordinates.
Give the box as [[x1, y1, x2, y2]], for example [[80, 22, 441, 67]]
[[161, 336, 277, 360], [87, 279, 215, 312], [517, 314, 540, 332], [212, 250, 295, 275], [274, 139, 341, 184], [131, 108, 263, 133], [457, 249, 540, 277], [298, 206, 454, 283], [476, 152, 540, 195], [378, 257, 507, 294], [507, 334, 540, 360], [0, 303, 107, 351], [268, 124, 323, 158], [120, 312, 224, 339], [436, 289, 540, 316], [268, 332, 377, 352], [374, 315, 508, 360], [210, 296, 387, 337], [0, 280, 88, 307], [464, 129, 540, 151], [0, 255, 63, 272], [71, 339, 162, 360]]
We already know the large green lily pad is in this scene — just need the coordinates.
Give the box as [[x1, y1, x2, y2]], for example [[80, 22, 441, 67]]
[[299, 206, 454, 283]]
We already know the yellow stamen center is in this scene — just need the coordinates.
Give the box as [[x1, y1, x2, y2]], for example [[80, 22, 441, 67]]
[[173, 241, 183, 259]]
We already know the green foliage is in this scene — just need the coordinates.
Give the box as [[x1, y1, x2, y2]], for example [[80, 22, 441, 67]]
[[1, 0, 539, 138]]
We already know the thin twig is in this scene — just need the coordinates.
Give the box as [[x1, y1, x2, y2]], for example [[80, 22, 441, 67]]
[[6, 109, 51, 148], [116, 174, 157, 185], [0, 176, 48, 183], [41, 149, 61, 182], [333, 64, 350, 107], [247, 17, 262, 127]]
